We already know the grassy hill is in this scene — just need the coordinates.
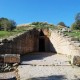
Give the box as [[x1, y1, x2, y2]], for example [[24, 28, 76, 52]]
[[64, 30, 80, 41], [0, 22, 56, 38], [0, 22, 80, 40]]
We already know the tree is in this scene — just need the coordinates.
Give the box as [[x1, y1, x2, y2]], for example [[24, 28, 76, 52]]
[[0, 17, 16, 31], [71, 13, 80, 30], [71, 22, 77, 30], [75, 13, 80, 21], [57, 22, 66, 27], [9, 20, 16, 30]]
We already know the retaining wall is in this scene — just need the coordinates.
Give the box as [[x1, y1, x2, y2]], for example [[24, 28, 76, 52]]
[[49, 30, 80, 65]]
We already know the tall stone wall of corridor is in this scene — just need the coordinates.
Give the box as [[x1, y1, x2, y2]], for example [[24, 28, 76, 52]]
[[0, 29, 39, 54], [49, 30, 80, 65]]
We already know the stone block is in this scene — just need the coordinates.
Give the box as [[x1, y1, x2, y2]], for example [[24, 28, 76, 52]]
[[72, 56, 80, 65]]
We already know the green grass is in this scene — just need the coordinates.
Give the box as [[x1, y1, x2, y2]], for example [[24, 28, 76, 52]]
[[64, 30, 80, 40], [0, 26, 34, 38], [0, 30, 25, 38]]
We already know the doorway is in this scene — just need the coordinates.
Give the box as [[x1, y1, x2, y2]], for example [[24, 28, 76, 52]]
[[39, 30, 45, 52]]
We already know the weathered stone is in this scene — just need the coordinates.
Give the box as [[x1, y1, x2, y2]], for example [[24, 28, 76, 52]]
[[0, 28, 80, 65], [73, 56, 80, 65]]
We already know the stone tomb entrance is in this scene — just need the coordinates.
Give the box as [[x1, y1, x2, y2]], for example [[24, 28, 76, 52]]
[[39, 30, 45, 52], [38, 29, 56, 53]]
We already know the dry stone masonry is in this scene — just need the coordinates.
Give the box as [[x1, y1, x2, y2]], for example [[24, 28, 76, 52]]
[[0, 28, 80, 65], [50, 30, 80, 65]]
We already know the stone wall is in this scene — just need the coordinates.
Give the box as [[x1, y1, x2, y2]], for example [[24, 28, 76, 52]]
[[0, 28, 52, 54], [49, 30, 80, 65], [0, 29, 39, 54]]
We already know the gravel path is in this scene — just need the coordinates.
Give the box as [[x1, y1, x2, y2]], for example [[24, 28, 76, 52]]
[[18, 53, 80, 80], [18, 65, 80, 80]]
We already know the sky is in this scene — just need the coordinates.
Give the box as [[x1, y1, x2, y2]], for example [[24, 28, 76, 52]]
[[0, 0, 80, 26]]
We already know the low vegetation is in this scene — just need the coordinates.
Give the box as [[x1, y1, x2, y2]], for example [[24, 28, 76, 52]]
[[0, 30, 25, 38], [30, 22, 56, 29], [64, 30, 80, 40]]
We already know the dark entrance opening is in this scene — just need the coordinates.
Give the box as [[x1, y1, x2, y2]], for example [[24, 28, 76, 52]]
[[39, 37, 45, 52], [39, 30, 45, 52]]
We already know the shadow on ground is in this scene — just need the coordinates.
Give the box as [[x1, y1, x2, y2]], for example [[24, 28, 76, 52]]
[[27, 75, 67, 80], [20, 52, 56, 64], [0, 77, 16, 80]]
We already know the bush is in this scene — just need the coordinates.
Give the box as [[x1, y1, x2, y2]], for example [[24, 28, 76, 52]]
[[71, 22, 80, 30]]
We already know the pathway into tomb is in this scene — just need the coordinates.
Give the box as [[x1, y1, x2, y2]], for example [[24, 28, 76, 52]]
[[18, 52, 80, 80]]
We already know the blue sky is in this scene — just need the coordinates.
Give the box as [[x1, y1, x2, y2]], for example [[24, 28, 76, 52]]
[[0, 0, 80, 26]]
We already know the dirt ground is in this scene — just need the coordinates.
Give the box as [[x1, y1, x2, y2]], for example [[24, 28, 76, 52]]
[[18, 52, 80, 80]]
